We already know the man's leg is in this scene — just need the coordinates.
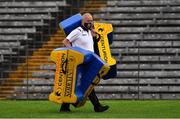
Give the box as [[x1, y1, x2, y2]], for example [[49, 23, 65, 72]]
[[88, 89, 109, 112], [60, 103, 70, 112]]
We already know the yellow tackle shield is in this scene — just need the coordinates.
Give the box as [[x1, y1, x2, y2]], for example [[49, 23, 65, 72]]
[[49, 48, 84, 104], [94, 22, 116, 65], [49, 47, 109, 106]]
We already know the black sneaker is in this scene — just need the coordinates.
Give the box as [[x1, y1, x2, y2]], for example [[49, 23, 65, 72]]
[[60, 108, 71, 112], [94, 105, 109, 112], [60, 103, 70, 112]]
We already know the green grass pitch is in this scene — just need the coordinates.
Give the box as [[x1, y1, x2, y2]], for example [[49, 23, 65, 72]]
[[0, 100, 180, 118]]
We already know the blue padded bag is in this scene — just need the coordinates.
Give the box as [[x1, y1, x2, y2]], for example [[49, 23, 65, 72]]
[[59, 13, 82, 36]]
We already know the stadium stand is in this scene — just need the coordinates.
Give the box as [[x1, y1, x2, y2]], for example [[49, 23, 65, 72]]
[[0, 0, 107, 99], [93, 0, 180, 99], [0, 0, 70, 99], [1, 0, 180, 100]]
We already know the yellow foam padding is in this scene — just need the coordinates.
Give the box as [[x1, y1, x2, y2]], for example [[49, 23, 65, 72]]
[[94, 22, 116, 66], [49, 49, 84, 104]]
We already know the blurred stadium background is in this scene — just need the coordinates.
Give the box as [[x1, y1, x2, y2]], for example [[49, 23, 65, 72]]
[[0, 0, 180, 101]]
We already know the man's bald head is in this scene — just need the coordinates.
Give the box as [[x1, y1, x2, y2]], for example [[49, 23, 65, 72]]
[[82, 13, 93, 22]]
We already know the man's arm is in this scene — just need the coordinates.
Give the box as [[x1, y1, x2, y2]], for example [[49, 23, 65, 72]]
[[91, 29, 97, 37], [62, 38, 72, 47], [91, 29, 101, 43]]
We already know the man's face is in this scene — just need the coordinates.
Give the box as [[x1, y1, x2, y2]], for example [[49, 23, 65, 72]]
[[83, 15, 94, 30]]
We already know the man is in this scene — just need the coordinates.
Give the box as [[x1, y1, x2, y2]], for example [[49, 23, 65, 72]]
[[61, 13, 109, 112]]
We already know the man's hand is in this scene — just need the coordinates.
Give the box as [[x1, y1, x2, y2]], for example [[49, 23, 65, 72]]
[[62, 38, 72, 47], [91, 29, 97, 37]]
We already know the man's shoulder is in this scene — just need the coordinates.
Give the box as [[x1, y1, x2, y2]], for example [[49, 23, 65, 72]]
[[67, 27, 83, 37], [70, 27, 83, 34], [75, 26, 83, 32]]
